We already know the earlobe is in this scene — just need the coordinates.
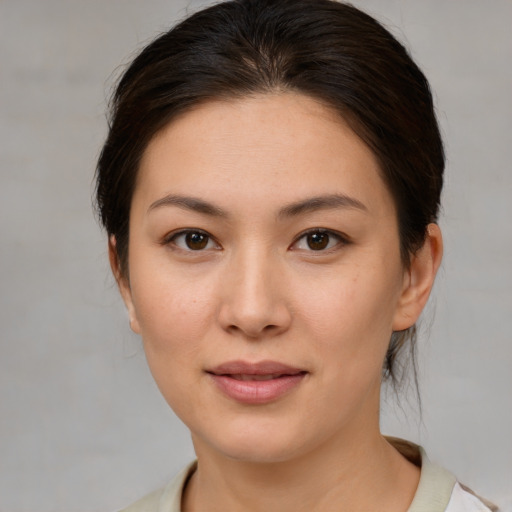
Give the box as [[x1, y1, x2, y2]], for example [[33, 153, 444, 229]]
[[108, 236, 141, 334], [392, 223, 443, 331]]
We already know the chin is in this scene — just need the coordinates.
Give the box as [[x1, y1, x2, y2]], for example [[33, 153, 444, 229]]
[[193, 415, 318, 465], [219, 438, 306, 464]]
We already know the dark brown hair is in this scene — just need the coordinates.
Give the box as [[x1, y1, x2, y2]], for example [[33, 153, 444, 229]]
[[95, 0, 444, 386]]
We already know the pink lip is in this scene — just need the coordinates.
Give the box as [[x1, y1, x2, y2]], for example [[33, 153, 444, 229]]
[[207, 360, 307, 405]]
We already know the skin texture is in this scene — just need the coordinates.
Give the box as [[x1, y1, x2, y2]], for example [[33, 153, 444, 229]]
[[111, 93, 443, 512]]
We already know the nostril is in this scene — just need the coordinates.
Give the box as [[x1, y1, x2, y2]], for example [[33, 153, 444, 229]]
[[226, 323, 280, 339], [218, 296, 292, 338]]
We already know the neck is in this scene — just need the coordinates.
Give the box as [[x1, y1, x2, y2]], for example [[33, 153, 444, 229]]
[[183, 424, 420, 512]]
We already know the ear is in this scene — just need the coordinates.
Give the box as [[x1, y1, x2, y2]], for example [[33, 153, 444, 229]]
[[392, 223, 443, 331], [108, 236, 141, 334]]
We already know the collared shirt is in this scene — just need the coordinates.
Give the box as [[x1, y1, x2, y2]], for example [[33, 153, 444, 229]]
[[119, 439, 497, 512]]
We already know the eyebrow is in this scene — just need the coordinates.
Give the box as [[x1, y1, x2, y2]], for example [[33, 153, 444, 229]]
[[148, 194, 228, 217], [147, 193, 367, 218], [278, 194, 368, 218]]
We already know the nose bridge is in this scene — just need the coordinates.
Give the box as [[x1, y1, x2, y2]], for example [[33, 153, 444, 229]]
[[218, 242, 290, 338]]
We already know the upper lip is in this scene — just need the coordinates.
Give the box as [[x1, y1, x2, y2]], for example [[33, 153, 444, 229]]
[[207, 360, 306, 376]]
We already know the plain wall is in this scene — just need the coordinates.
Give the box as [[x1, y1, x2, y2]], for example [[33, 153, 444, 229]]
[[1, 1, 511, 511]]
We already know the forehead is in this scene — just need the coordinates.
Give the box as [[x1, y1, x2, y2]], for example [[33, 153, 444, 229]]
[[135, 93, 394, 218]]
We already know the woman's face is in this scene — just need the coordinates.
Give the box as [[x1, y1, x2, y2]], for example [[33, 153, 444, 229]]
[[118, 93, 420, 463]]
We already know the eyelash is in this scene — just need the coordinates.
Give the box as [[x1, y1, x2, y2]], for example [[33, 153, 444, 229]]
[[291, 228, 349, 253], [163, 229, 220, 252], [163, 228, 349, 253]]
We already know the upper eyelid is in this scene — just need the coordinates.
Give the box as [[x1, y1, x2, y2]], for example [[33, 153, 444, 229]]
[[291, 228, 348, 245], [163, 228, 220, 248], [162, 227, 348, 249]]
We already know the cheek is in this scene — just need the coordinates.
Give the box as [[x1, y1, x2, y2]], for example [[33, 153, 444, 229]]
[[129, 272, 216, 414], [129, 261, 217, 359], [292, 261, 402, 382], [296, 263, 400, 340]]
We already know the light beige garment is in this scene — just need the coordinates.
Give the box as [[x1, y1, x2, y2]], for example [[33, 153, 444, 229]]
[[119, 438, 498, 512]]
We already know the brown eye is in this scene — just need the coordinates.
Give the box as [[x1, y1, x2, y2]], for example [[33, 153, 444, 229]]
[[306, 232, 330, 250], [168, 230, 218, 251], [292, 229, 346, 252], [185, 232, 209, 250]]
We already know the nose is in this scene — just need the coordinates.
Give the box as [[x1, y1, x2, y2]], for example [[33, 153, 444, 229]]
[[217, 248, 292, 339]]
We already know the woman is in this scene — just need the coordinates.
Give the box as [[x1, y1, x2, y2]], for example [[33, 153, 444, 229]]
[[95, 1, 497, 510]]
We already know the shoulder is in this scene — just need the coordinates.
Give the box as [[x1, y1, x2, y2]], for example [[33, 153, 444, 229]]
[[119, 487, 164, 512], [446, 482, 499, 512], [118, 461, 197, 512], [387, 437, 498, 512]]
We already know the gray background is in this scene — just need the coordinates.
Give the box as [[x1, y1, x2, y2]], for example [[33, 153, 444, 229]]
[[1, 1, 511, 511]]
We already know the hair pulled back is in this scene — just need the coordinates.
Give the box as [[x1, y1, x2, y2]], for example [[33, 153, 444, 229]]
[[95, 0, 444, 386]]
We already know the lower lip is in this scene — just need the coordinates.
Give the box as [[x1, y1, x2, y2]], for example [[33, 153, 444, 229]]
[[209, 373, 306, 404]]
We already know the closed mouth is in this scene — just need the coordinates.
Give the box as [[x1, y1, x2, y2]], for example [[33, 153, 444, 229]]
[[206, 360, 308, 404], [213, 372, 307, 381], [207, 360, 307, 379]]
